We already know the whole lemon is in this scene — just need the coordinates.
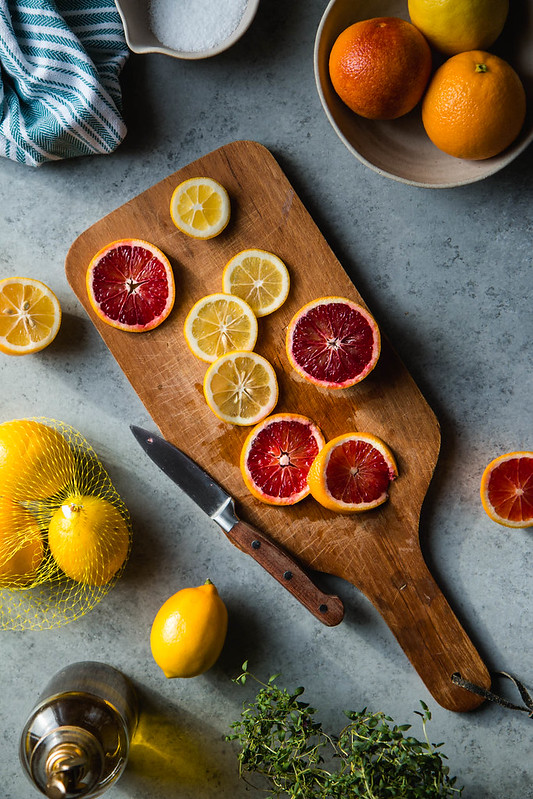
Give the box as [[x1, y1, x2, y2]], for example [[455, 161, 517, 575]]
[[150, 580, 228, 678], [0, 496, 43, 586], [48, 494, 130, 585], [408, 0, 509, 55], [0, 419, 74, 501]]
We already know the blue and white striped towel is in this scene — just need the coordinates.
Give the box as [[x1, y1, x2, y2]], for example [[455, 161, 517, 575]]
[[0, 0, 128, 166]]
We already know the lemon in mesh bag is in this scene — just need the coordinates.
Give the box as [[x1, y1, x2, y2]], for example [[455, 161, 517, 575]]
[[0, 418, 74, 500], [48, 495, 129, 586], [0, 418, 132, 630], [0, 497, 44, 585]]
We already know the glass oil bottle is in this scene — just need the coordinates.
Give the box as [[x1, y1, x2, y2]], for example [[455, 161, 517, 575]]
[[19, 661, 138, 798]]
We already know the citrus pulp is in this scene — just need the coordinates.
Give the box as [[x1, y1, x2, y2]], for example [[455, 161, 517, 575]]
[[422, 51, 526, 160], [222, 249, 290, 317], [86, 239, 175, 332], [48, 494, 130, 585], [240, 413, 325, 505], [480, 451, 533, 528], [184, 293, 258, 362], [328, 17, 432, 119], [170, 177, 230, 239], [150, 579, 228, 678], [0, 419, 74, 501], [286, 297, 380, 389], [408, 0, 509, 55], [307, 432, 398, 513], [203, 351, 278, 425], [0, 497, 43, 586], [0, 277, 61, 355]]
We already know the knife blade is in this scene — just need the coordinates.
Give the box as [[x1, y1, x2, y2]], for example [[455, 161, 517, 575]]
[[130, 425, 344, 626]]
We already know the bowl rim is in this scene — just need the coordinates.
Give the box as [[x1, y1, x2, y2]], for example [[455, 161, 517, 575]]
[[313, 0, 533, 188], [115, 0, 260, 60]]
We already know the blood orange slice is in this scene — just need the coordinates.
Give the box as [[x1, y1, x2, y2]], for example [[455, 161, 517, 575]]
[[286, 297, 380, 389], [480, 451, 533, 528], [240, 413, 325, 505], [307, 432, 398, 512], [86, 239, 175, 332]]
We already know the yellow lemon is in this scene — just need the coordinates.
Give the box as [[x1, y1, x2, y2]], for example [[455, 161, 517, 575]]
[[203, 351, 278, 426], [0, 277, 61, 355], [408, 0, 509, 55], [170, 177, 230, 239], [222, 249, 290, 317], [150, 580, 228, 678], [0, 419, 75, 501], [183, 293, 258, 362], [0, 497, 43, 586], [48, 494, 130, 585]]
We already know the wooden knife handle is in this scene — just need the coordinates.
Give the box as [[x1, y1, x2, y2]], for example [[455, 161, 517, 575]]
[[226, 519, 345, 627]]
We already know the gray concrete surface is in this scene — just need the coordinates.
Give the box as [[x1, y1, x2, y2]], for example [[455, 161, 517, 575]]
[[0, 1, 532, 797]]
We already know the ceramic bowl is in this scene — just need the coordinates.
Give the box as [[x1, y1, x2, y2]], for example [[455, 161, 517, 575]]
[[114, 0, 260, 59], [314, 0, 533, 188]]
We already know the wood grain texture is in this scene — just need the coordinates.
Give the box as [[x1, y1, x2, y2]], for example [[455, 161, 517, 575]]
[[66, 140, 489, 710]]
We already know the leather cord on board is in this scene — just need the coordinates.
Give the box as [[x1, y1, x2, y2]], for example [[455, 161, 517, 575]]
[[452, 671, 533, 717]]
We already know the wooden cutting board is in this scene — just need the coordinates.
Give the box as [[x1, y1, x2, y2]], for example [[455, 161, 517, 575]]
[[66, 140, 490, 711]]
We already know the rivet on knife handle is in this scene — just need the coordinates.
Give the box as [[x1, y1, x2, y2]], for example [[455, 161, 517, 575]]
[[226, 518, 345, 627]]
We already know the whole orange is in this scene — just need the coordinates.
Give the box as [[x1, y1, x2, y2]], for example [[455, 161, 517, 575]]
[[422, 51, 526, 160], [328, 17, 432, 120]]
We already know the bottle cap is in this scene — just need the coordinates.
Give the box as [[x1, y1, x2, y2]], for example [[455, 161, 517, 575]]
[[29, 726, 104, 798]]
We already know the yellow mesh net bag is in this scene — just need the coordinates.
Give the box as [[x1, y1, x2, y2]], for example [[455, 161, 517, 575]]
[[0, 418, 132, 630]]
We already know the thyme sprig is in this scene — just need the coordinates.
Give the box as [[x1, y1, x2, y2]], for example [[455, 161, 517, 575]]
[[227, 663, 462, 798]]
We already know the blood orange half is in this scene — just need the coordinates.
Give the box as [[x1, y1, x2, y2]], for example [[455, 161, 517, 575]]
[[307, 432, 398, 512], [240, 413, 325, 505], [286, 297, 380, 389], [480, 451, 533, 528], [86, 239, 175, 332]]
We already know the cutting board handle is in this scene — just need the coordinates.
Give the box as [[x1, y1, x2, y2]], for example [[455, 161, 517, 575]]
[[344, 538, 491, 712]]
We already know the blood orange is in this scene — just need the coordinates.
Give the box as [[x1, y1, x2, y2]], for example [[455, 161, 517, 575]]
[[240, 413, 325, 505], [286, 297, 380, 389], [328, 17, 432, 120], [307, 432, 398, 512], [480, 451, 533, 528], [86, 239, 175, 332]]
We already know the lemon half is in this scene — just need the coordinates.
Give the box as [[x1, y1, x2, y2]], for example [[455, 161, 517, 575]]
[[203, 350, 278, 426], [170, 177, 230, 239], [184, 293, 258, 362], [0, 277, 61, 355], [222, 249, 290, 317]]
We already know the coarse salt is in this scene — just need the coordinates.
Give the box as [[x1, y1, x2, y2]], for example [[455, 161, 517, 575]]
[[149, 0, 249, 53]]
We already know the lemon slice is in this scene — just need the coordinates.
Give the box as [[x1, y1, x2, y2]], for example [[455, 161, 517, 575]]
[[184, 293, 258, 362], [170, 177, 230, 239], [222, 249, 290, 317], [0, 277, 61, 355], [203, 351, 279, 426]]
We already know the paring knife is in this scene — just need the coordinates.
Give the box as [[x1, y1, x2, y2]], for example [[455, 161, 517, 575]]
[[130, 425, 344, 626]]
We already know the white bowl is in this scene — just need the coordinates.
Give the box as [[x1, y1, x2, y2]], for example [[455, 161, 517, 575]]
[[114, 0, 260, 59], [314, 0, 533, 188]]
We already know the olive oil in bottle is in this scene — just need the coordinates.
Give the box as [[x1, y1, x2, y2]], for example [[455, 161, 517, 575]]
[[20, 661, 138, 798]]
